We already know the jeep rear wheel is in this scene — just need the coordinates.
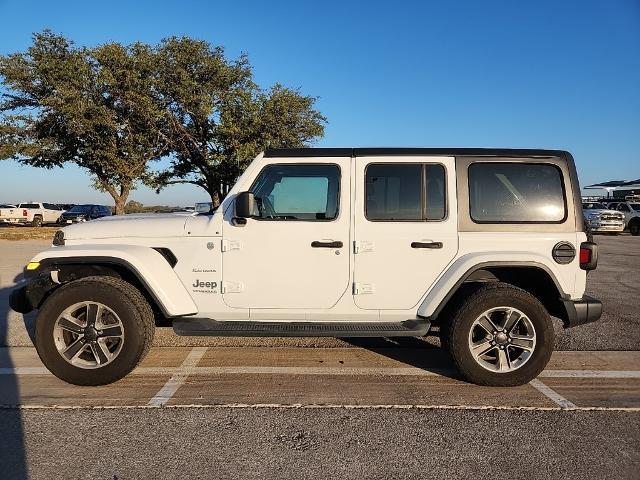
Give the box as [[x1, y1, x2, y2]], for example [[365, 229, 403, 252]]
[[34, 276, 155, 386], [445, 283, 553, 387]]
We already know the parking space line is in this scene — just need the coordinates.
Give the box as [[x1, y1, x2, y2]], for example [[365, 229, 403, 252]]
[[529, 379, 577, 409], [4, 403, 640, 412], [3, 365, 640, 379], [147, 347, 208, 407]]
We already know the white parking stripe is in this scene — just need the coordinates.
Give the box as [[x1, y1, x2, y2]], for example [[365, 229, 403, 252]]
[[6, 404, 640, 412], [2, 365, 640, 379], [529, 379, 577, 409], [539, 370, 640, 379], [147, 347, 207, 407]]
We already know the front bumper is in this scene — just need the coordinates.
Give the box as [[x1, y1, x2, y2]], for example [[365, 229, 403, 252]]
[[9, 274, 56, 314], [562, 295, 602, 328], [58, 217, 87, 224], [590, 223, 624, 233]]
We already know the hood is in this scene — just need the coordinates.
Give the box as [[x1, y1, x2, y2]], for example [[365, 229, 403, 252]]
[[585, 209, 621, 216], [61, 211, 88, 217], [62, 213, 191, 240]]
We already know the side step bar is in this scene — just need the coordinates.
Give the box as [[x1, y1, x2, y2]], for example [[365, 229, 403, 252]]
[[173, 318, 431, 337]]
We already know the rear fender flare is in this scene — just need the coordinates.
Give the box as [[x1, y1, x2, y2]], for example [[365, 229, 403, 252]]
[[417, 254, 569, 319]]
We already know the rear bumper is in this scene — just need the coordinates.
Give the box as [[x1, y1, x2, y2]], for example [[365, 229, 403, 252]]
[[562, 295, 602, 328], [1, 218, 29, 224]]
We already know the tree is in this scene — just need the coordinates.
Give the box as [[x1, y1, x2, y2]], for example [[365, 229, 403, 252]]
[[0, 31, 170, 214], [124, 200, 145, 214], [148, 37, 326, 206]]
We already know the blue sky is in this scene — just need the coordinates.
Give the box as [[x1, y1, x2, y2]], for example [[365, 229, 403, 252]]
[[0, 0, 638, 206]]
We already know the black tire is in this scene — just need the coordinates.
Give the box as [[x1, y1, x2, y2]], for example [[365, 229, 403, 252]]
[[445, 282, 554, 387], [629, 219, 640, 236], [34, 276, 155, 386], [31, 215, 42, 227]]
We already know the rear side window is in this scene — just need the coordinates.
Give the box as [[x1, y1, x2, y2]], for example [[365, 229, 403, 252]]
[[250, 164, 340, 221], [20, 203, 39, 209], [469, 163, 566, 223], [365, 163, 446, 221]]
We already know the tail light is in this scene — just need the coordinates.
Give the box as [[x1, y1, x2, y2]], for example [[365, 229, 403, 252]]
[[579, 242, 598, 271], [22, 209, 27, 216]]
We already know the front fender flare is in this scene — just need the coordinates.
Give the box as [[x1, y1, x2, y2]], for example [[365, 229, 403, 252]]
[[29, 245, 197, 317]]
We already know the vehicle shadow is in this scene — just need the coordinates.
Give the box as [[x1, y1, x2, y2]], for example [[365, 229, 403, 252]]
[[340, 329, 464, 381], [0, 275, 28, 479]]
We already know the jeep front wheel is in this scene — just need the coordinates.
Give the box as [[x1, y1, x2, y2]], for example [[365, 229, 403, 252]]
[[629, 219, 640, 236], [34, 276, 155, 386], [446, 283, 553, 387]]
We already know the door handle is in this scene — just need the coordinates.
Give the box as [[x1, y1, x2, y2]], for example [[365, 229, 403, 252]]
[[411, 241, 443, 249], [311, 240, 343, 248]]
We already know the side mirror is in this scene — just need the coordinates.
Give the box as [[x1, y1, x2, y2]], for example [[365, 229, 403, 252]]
[[195, 202, 213, 214], [235, 191, 256, 218]]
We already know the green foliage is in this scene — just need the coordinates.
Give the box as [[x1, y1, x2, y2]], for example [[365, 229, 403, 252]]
[[147, 37, 326, 205], [1, 32, 326, 209], [0, 31, 169, 214], [124, 200, 145, 214]]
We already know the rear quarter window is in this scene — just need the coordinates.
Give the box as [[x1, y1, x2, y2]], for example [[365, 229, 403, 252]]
[[469, 163, 566, 223]]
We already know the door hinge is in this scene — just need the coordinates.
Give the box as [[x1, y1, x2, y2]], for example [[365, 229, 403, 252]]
[[353, 282, 374, 295], [353, 240, 375, 254], [221, 239, 242, 252], [221, 281, 244, 293]]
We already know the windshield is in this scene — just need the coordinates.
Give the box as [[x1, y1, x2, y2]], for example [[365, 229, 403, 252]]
[[630, 203, 640, 211], [67, 205, 93, 213], [583, 202, 606, 210]]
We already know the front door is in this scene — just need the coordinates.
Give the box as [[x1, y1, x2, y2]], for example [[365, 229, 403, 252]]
[[222, 159, 351, 309], [353, 156, 458, 310]]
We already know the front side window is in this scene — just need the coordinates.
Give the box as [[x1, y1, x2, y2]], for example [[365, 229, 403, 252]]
[[365, 163, 446, 221], [469, 163, 566, 223], [250, 164, 340, 221]]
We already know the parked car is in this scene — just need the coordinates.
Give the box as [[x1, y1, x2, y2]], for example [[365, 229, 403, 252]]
[[610, 202, 640, 235], [58, 204, 112, 224], [0, 202, 63, 226], [0, 204, 18, 224], [10, 148, 601, 388], [582, 202, 625, 235]]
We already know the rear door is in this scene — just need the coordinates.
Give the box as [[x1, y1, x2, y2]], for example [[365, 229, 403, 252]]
[[353, 156, 458, 310]]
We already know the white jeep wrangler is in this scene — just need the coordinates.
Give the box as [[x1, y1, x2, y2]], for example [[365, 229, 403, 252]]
[[10, 148, 601, 387]]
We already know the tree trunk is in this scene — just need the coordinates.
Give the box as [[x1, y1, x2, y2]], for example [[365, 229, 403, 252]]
[[103, 182, 131, 215], [210, 190, 221, 208], [114, 197, 126, 215]]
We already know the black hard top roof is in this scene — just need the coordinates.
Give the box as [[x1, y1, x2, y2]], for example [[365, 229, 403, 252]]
[[264, 147, 571, 158]]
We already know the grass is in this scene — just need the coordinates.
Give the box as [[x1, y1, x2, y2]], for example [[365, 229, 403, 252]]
[[0, 225, 58, 241]]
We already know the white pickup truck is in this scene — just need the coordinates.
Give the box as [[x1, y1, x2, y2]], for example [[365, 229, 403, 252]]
[[0, 202, 64, 226]]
